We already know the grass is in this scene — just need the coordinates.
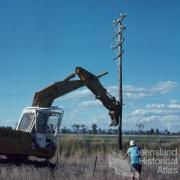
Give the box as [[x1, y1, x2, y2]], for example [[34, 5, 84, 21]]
[[58, 135, 180, 157], [60, 134, 180, 142], [0, 135, 179, 180]]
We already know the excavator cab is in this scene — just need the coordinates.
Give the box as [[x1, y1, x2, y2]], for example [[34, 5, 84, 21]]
[[16, 106, 63, 149]]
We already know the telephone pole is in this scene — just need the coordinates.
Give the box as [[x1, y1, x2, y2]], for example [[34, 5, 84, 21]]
[[112, 13, 126, 150]]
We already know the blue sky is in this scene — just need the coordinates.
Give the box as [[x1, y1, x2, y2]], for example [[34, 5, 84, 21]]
[[0, 0, 179, 131]]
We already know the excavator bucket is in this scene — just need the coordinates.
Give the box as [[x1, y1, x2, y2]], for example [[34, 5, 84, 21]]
[[76, 67, 121, 126], [109, 109, 120, 126]]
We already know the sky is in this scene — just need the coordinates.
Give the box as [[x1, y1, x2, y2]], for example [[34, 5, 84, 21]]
[[0, 0, 179, 132]]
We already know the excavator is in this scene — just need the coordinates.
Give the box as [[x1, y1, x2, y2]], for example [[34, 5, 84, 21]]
[[0, 67, 120, 160]]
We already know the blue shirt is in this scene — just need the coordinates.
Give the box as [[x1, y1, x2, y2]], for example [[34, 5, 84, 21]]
[[127, 146, 141, 165]]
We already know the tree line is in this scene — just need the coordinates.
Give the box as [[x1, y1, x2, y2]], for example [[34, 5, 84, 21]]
[[0, 123, 179, 135], [60, 123, 180, 135]]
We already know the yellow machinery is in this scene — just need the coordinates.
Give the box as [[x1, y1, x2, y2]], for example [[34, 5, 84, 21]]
[[0, 67, 120, 160]]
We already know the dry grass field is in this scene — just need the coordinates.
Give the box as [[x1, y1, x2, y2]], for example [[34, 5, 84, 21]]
[[0, 136, 179, 180]]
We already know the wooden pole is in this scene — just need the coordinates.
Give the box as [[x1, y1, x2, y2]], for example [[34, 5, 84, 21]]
[[118, 20, 123, 150], [112, 13, 126, 150]]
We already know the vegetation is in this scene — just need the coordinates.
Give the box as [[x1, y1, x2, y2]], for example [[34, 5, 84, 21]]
[[61, 123, 180, 135], [58, 136, 180, 156], [59, 134, 180, 143], [0, 136, 179, 180]]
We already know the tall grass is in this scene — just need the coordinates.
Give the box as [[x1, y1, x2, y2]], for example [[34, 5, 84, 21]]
[[58, 136, 180, 157], [58, 136, 119, 157], [0, 136, 179, 180]]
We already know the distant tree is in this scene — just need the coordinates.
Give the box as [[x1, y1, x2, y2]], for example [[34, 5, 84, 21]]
[[61, 127, 68, 134], [80, 124, 87, 133], [164, 129, 170, 135], [150, 128, 155, 135], [0, 126, 13, 130], [92, 124, 97, 134], [130, 130, 135, 135], [108, 129, 113, 134], [72, 124, 80, 133], [136, 123, 145, 134], [98, 128, 101, 134], [72, 124, 76, 132], [101, 130, 106, 134], [155, 128, 160, 135], [113, 129, 118, 134], [75, 124, 80, 133]]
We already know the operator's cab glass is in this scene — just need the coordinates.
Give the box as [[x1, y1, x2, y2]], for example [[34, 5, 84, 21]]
[[17, 107, 63, 148], [18, 112, 35, 132], [46, 113, 59, 138], [35, 112, 60, 134], [36, 112, 48, 133], [35, 111, 62, 148]]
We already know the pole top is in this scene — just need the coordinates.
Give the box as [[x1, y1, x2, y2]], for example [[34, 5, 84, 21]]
[[112, 13, 127, 27]]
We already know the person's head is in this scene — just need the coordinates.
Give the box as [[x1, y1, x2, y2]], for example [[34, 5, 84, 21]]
[[130, 140, 136, 146]]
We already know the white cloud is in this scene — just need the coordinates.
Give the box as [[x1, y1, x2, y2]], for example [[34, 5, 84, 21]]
[[146, 104, 165, 109], [146, 103, 180, 110], [59, 81, 177, 103], [169, 104, 180, 109], [131, 102, 180, 116], [151, 81, 177, 94], [79, 100, 102, 108], [129, 101, 180, 131], [131, 108, 180, 116], [123, 81, 177, 100]]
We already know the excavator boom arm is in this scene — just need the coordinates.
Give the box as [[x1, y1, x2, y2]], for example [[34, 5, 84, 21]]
[[76, 67, 120, 126], [32, 67, 121, 126], [32, 80, 84, 107]]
